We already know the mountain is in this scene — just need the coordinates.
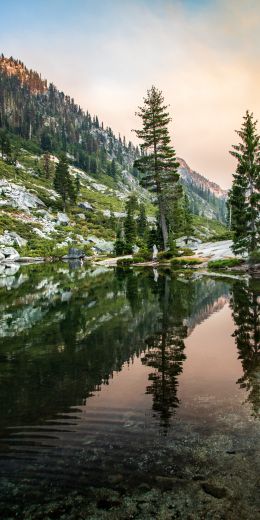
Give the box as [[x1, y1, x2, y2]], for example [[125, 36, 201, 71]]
[[178, 158, 227, 222], [0, 56, 229, 258]]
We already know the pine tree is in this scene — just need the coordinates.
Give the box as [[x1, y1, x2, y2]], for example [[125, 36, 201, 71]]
[[134, 86, 180, 249], [166, 182, 184, 237], [228, 111, 260, 255], [53, 154, 75, 210], [124, 195, 137, 253], [0, 130, 12, 161], [114, 227, 125, 256], [182, 193, 193, 242], [110, 158, 117, 178], [75, 173, 81, 196], [42, 152, 52, 179], [137, 203, 147, 238]]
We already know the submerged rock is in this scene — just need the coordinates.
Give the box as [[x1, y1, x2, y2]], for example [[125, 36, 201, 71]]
[[201, 482, 228, 499]]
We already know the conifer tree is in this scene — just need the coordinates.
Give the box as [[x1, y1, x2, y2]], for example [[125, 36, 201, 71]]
[[110, 158, 117, 178], [54, 154, 75, 210], [124, 195, 137, 253], [137, 203, 147, 238], [182, 193, 193, 242], [75, 173, 81, 196], [134, 86, 180, 249], [0, 130, 12, 161], [42, 152, 52, 179], [114, 227, 125, 256], [228, 111, 260, 255]]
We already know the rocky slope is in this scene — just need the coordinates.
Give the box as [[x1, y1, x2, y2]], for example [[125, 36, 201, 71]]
[[178, 158, 227, 221], [0, 55, 229, 259]]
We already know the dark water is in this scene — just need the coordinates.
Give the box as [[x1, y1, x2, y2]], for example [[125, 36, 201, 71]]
[[0, 264, 259, 519]]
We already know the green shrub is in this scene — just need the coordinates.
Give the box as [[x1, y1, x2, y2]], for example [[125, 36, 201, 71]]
[[133, 248, 151, 261], [0, 213, 40, 240], [171, 257, 204, 268], [157, 250, 174, 260], [19, 238, 57, 257], [132, 256, 148, 263], [117, 258, 133, 267], [207, 258, 244, 269], [19, 238, 92, 258], [180, 248, 195, 256], [206, 231, 233, 242]]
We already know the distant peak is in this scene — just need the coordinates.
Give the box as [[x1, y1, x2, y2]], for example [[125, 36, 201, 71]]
[[0, 55, 48, 94], [177, 157, 227, 198]]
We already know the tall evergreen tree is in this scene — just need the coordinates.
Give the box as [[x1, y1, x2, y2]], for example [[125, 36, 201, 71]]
[[53, 154, 75, 210], [182, 193, 193, 241], [228, 111, 260, 255], [114, 227, 125, 256], [0, 130, 12, 161], [42, 152, 53, 179], [124, 195, 137, 253], [134, 86, 180, 249], [137, 203, 147, 238]]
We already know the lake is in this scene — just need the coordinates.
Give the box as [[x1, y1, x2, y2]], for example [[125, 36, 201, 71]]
[[0, 263, 259, 519]]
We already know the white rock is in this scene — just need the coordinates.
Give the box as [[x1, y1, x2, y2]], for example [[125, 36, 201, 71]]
[[0, 231, 27, 247], [57, 212, 70, 225], [78, 201, 94, 211], [194, 240, 237, 260], [86, 235, 114, 253], [0, 179, 45, 211], [0, 246, 20, 262], [176, 236, 202, 248]]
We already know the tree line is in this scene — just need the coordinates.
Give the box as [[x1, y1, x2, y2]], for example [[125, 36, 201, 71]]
[[132, 86, 259, 256]]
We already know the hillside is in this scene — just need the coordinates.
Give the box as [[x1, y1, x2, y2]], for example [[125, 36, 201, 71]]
[[178, 158, 227, 222], [0, 56, 229, 258]]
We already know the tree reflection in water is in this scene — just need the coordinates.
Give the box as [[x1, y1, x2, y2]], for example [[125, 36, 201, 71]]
[[141, 274, 190, 431], [230, 279, 260, 418]]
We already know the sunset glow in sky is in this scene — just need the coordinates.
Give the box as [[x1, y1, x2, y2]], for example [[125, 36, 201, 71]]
[[1, 0, 259, 188]]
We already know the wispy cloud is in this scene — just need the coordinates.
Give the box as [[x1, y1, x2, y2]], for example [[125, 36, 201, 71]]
[[1, 0, 260, 188]]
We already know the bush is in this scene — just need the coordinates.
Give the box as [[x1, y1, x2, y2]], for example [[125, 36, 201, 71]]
[[134, 248, 151, 261], [117, 258, 133, 267], [19, 238, 57, 257], [207, 258, 244, 269], [179, 248, 195, 256], [171, 257, 204, 268], [19, 238, 92, 259], [157, 250, 174, 260], [206, 231, 233, 242], [132, 256, 147, 263]]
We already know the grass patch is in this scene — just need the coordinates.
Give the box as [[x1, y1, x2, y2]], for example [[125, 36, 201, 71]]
[[171, 257, 205, 268], [0, 212, 41, 240], [208, 258, 244, 269]]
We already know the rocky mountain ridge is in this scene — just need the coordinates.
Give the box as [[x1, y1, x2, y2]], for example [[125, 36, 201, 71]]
[[0, 56, 229, 259]]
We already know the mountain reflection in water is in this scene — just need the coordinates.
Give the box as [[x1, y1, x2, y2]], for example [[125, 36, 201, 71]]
[[0, 263, 259, 517]]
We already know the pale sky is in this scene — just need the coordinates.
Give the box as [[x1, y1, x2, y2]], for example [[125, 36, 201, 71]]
[[1, 0, 260, 189]]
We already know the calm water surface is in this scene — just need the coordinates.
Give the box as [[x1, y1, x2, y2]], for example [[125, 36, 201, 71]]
[[0, 264, 259, 519]]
